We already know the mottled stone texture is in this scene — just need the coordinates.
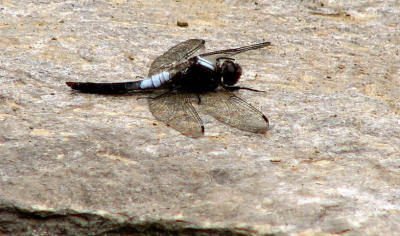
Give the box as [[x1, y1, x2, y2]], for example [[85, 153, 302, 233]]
[[0, 0, 399, 235]]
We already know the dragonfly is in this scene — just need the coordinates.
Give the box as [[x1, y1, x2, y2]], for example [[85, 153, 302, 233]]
[[66, 39, 270, 138]]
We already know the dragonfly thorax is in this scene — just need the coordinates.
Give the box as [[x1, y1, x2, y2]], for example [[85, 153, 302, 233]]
[[221, 60, 242, 86]]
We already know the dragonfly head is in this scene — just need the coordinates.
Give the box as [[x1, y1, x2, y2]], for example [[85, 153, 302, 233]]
[[221, 60, 242, 86]]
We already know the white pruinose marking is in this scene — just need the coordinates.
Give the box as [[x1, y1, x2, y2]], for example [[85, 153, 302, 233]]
[[139, 71, 170, 89], [196, 56, 216, 71]]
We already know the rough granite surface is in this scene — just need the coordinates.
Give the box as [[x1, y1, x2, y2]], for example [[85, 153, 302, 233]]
[[0, 0, 399, 235]]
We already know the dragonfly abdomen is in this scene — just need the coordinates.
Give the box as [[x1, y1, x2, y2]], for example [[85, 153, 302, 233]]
[[66, 81, 141, 94], [139, 71, 170, 89], [66, 71, 170, 94]]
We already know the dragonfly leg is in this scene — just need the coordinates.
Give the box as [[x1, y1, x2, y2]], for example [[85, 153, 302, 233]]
[[196, 93, 202, 105], [149, 90, 172, 100], [222, 84, 266, 93]]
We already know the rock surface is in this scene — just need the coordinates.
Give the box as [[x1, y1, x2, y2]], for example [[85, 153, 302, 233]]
[[1, 0, 399, 235]]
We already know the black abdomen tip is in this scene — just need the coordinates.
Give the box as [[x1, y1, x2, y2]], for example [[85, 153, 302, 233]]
[[66, 82, 76, 88]]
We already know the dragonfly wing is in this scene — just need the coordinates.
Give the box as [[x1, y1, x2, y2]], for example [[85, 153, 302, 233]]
[[149, 91, 204, 138], [199, 41, 270, 64], [200, 90, 269, 134], [148, 39, 205, 76]]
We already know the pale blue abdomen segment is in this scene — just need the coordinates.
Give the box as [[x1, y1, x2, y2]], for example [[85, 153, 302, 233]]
[[139, 71, 171, 89]]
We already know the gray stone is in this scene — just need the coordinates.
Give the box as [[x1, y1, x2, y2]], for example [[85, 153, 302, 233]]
[[0, 0, 399, 235]]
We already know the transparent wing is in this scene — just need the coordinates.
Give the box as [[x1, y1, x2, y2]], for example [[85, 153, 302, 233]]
[[199, 41, 270, 64], [200, 90, 269, 134], [149, 91, 204, 138], [200, 41, 270, 57], [148, 39, 205, 76]]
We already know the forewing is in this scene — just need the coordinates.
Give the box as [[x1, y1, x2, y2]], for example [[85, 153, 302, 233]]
[[199, 41, 270, 63], [149, 91, 204, 138], [148, 39, 205, 76], [200, 90, 269, 134]]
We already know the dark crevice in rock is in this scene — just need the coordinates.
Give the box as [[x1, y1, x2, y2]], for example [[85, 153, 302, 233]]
[[0, 205, 282, 236]]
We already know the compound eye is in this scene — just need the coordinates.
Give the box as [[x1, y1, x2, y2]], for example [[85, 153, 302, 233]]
[[226, 63, 235, 73], [222, 61, 242, 86]]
